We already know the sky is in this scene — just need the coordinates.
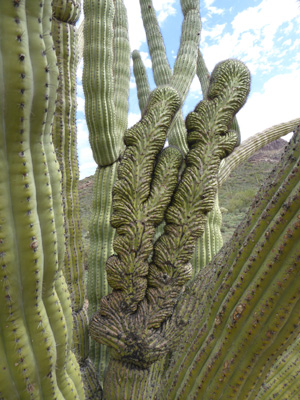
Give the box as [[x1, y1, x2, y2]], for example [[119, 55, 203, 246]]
[[76, 0, 300, 179]]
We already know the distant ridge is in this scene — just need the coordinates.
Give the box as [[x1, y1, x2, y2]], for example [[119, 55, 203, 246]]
[[248, 138, 287, 163]]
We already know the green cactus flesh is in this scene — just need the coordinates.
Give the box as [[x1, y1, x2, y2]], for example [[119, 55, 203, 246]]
[[0, 1, 84, 398]]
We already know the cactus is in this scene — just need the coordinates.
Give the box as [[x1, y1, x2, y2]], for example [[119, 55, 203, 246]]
[[82, 0, 131, 382], [1, 1, 300, 399], [0, 1, 84, 398], [51, 0, 102, 397]]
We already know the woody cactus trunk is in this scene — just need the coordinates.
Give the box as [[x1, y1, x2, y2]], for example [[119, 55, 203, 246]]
[[1, 1, 300, 400]]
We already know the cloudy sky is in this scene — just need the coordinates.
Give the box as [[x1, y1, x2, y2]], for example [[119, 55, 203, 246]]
[[77, 0, 300, 179]]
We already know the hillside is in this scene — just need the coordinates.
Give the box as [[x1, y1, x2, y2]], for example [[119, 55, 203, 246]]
[[78, 138, 287, 258]]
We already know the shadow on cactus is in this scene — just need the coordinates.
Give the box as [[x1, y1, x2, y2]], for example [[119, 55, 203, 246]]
[[89, 59, 251, 368]]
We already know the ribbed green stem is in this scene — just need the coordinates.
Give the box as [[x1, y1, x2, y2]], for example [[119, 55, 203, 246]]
[[139, 0, 172, 87], [192, 193, 223, 274], [132, 50, 151, 113], [139, 0, 201, 155], [113, 0, 131, 138], [0, 1, 84, 398], [160, 129, 300, 399], [196, 48, 210, 98], [83, 0, 130, 380], [51, 4, 101, 394], [83, 0, 130, 166], [103, 358, 166, 400], [170, 0, 201, 100], [87, 165, 117, 382], [218, 118, 300, 187]]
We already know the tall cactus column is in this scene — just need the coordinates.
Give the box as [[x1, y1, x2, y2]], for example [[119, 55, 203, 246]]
[[0, 1, 84, 398], [83, 0, 130, 382], [51, 1, 102, 397]]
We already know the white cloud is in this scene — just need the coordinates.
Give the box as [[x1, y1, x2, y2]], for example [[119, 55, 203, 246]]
[[189, 75, 202, 94], [204, 0, 215, 7], [201, 23, 226, 42], [123, 0, 176, 51], [152, 0, 176, 23], [77, 96, 85, 113], [232, 0, 299, 37], [140, 51, 152, 69], [201, 0, 300, 75], [238, 68, 300, 142], [77, 119, 97, 179], [128, 112, 141, 128]]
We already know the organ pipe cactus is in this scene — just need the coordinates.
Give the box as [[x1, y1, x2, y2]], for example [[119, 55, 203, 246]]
[[1, 1, 300, 399], [83, 0, 131, 382], [0, 1, 84, 398], [51, 0, 102, 397]]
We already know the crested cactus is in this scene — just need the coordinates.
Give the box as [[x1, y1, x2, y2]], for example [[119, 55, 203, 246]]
[[89, 59, 251, 370], [1, 1, 300, 399]]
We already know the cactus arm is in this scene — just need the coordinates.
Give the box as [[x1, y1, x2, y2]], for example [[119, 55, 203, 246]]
[[160, 129, 300, 399], [113, 0, 131, 136], [139, 0, 172, 87], [139, 0, 201, 154], [192, 193, 223, 274], [132, 50, 151, 113], [170, 0, 201, 100], [87, 164, 117, 379], [83, 0, 130, 381], [83, 0, 118, 166], [77, 19, 84, 61], [196, 48, 210, 97], [218, 118, 300, 187], [53, 0, 81, 23], [148, 60, 250, 325]]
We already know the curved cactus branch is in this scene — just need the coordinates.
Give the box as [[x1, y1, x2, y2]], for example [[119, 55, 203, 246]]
[[218, 118, 300, 187]]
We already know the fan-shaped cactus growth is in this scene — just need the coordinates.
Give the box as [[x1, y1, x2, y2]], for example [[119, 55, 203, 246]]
[[89, 59, 251, 369]]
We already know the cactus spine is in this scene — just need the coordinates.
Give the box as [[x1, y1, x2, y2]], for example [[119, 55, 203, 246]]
[[0, 1, 84, 398]]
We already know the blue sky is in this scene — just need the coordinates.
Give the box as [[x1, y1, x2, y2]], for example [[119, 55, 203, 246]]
[[76, 0, 300, 179]]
